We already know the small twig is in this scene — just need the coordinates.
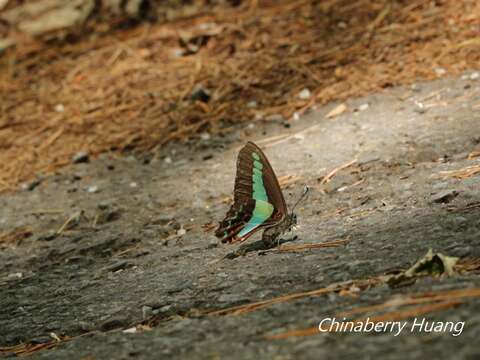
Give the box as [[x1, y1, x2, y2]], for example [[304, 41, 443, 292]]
[[207, 278, 381, 316], [30, 209, 63, 215], [276, 239, 348, 252], [278, 175, 302, 188], [440, 164, 480, 179], [320, 159, 358, 185]]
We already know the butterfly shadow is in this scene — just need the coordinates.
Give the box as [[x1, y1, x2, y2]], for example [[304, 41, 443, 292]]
[[223, 235, 299, 260]]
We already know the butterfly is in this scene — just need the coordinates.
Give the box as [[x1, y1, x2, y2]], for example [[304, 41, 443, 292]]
[[215, 141, 300, 245]]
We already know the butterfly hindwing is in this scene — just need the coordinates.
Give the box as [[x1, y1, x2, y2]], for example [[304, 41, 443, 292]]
[[216, 142, 287, 243]]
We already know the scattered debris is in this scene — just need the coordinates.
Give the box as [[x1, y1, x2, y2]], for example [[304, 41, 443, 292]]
[[358, 103, 369, 111], [441, 164, 480, 179], [265, 114, 284, 122], [387, 249, 459, 288], [413, 102, 427, 114], [266, 296, 463, 340], [72, 151, 89, 164], [275, 239, 348, 252], [0, 227, 33, 246], [190, 85, 210, 103], [105, 260, 134, 272], [319, 159, 357, 185], [6, 272, 23, 280], [207, 278, 382, 316], [86, 185, 99, 193], [326, 103, 347, 119], [20, 178, 42, 191], [278, 175, 302, 188], [298, 88, 311, 100], [430, 189, 459, 204], [57, 210, 88, 234], [122, 327, 137, 334], [54, 104, 65, 113], [35, 230, 58, 242], [468, 151, 480, 159]]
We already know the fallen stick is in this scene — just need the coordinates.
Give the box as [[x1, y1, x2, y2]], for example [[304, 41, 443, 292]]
[[320, 159, 357, 185]]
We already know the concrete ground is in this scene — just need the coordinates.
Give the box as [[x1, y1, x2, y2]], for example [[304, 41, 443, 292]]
[[1, 73, 480, 359]]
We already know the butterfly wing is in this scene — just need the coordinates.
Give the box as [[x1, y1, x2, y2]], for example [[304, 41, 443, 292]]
[[215, 142, 287, 243]]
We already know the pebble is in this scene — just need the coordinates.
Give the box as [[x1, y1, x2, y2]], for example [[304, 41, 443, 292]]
[[86, 185, 99, 193], [190, 85, 210, 103], [6, 272, 23, 280], [129, 182, 138, 188], [298, 88, 311, 100], [413, 102, 427, 114], [358, 103, 369, 111], [247, 100, 258, 108], [105, 260, 133, 272], [72, 151, 89, 164], [54, 104, 65, 113], [434, 67, 446, 76], [410, 83, 421, 92], [430, 189, 459, 204], [21, 178, 42, 191], [470, 72, 479, 80]]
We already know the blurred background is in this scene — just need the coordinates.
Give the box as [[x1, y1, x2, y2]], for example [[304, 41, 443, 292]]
[[1, 0, 479, 192]]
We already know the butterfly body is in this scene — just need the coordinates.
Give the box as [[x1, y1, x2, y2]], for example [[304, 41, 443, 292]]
[[216, 141, 296, 245]]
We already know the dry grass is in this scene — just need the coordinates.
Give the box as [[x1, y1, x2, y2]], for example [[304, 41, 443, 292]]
[[441, 164, 480, 179], [1, 0, 479, 191]]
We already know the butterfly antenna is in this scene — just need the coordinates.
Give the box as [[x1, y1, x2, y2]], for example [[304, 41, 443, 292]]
[[291, 185, 310, 215]]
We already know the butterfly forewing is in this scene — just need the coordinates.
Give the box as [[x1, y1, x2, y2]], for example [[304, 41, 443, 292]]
[[216, 141, 287, 243]]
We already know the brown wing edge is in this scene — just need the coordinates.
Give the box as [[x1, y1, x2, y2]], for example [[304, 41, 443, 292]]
[[244, 141, 288, 218]]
